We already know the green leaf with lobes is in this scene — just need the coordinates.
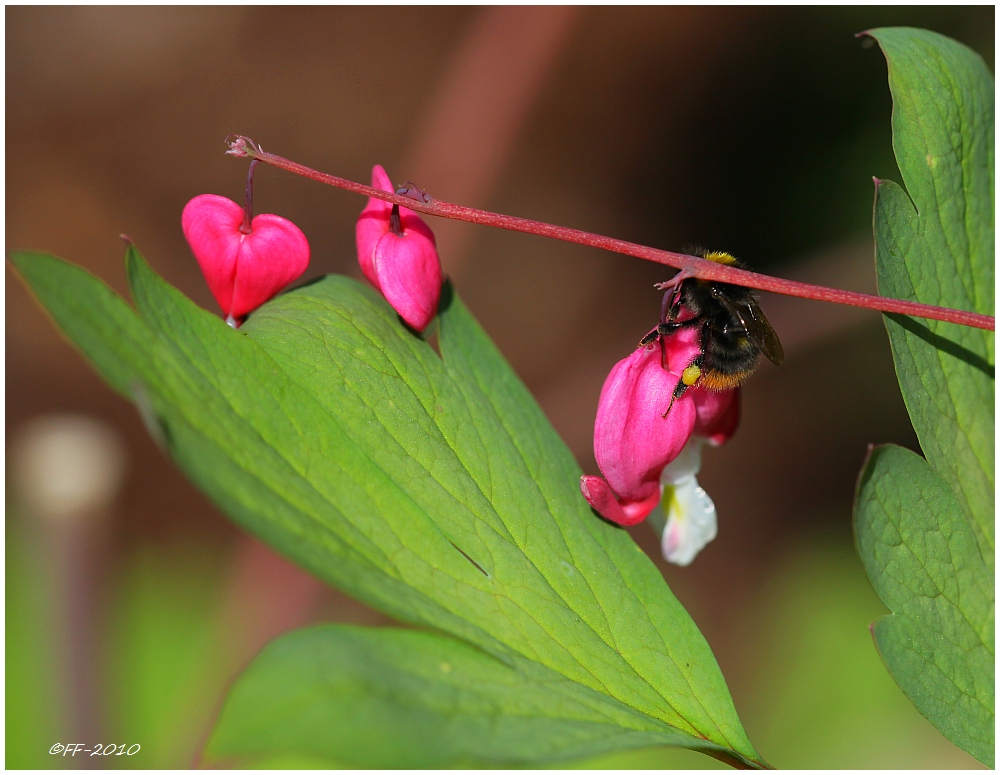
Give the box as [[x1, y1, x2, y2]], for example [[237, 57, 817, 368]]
[[8, 246, 764, 768], [855, 445, 993, 767], [857, 26, 994, 766], [869, 26, 994, 560]]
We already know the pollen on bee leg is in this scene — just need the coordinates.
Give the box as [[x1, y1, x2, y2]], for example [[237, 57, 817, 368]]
[[682, 364, 701, 386]]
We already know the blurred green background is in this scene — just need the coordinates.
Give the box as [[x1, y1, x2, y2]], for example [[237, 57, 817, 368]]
[[6, 6, 991, 768]]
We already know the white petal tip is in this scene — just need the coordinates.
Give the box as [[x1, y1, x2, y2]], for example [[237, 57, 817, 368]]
[[660, 476, 717, 566]]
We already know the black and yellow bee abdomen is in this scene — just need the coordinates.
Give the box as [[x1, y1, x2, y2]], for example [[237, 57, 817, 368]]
[[698, 328, 759, 391]]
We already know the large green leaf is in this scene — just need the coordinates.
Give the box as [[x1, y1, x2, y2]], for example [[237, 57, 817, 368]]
[[869, 27, 994, 559], [9, 247, 763, 768], [855, 445, 993, 766], [206, 624, 721, 768], [856, 27, 995, 766]]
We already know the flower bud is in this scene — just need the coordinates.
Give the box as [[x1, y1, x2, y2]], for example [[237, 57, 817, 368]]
[[182, 194, 310, 325], [356, 165, 443, 332], [580, 341, 697, 526]]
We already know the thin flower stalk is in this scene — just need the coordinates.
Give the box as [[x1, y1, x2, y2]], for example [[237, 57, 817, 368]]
[[227, 136, 995, 332]]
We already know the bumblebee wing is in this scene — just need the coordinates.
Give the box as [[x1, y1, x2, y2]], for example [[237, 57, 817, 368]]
[[716, 294, 784, 365]]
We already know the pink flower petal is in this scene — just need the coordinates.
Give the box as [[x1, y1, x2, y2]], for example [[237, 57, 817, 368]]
[[355, 165, 395, 287], [692, 386, 740, 446], [661, 324, 702, 373], [372, 230, 443, 331], [356, 164, 443, 332], [371, 164, 394, 197], [580, 475, 661, 527], [355, 207, 385, 289], [229, 214, 311, 320], [594, 345, 696, 505], [182, 194, 244, 315]]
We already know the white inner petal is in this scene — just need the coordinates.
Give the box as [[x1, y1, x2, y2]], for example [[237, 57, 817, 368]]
[[660, 436, 705, 484], [659, 474, 717, 566]]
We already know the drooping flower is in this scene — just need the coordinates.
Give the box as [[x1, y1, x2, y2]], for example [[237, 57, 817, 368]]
[[355, 165, 443, 332], [581, 321, 741, 564], [580, 326, 702, 526], [182, 193, 309, 326]]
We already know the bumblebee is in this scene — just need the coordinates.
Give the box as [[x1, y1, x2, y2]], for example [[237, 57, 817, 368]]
[[640, 249, 784, 411]]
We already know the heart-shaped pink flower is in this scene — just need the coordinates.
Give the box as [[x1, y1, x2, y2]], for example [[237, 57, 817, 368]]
[[355, 165, 442, 332], [182, 194, 310, 323]]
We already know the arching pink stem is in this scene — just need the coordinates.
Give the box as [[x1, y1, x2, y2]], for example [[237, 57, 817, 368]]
[[226, 136, 995, 332]]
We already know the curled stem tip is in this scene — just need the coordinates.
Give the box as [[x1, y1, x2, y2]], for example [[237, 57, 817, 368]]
[[226, 135, 262, 159]]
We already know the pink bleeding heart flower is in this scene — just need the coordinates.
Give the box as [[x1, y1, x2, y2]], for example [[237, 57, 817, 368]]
[[580, 326, 702, 527], [356, 165, 442, 332], [182, 188, 309, 326], [581, 321, 742, 565]]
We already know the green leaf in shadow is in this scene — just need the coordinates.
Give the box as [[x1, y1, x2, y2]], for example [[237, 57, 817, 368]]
[[205, 624, 732, 768], [855, 445, 993, 766]]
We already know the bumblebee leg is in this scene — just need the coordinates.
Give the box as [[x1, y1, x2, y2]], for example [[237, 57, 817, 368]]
[[658, 285, 674, 324], [646, 319, 702, 371], [638, 316, 693, 356], [661, 380, 690, 418], [650, 321, 684, 369], [654, 271, 689, 327], [638, 327, 660, 348], [657, 318, 700, 342], [662, 356, 703, 418]]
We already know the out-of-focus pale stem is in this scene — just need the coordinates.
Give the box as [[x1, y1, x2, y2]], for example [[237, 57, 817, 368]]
[[12, 415, 127, 762]]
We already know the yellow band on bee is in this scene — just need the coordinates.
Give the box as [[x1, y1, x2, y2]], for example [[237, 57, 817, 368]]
[[703, 251, 738, 266], [682, 365, 701, 386]]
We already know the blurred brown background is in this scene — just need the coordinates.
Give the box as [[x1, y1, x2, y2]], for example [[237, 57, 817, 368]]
[[7, 6, 992, 769]]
